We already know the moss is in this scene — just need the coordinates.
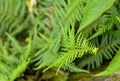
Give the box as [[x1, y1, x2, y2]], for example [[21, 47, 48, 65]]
[[68, 73, 94, 81]]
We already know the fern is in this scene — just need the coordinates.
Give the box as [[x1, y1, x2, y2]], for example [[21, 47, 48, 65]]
[[78, 33, 120, 69], [33, 0, 85, 72], [54, 0, 84, 25], [33, 0, 118, 73], [76, 0, 120, 70], [0, 0, 119, 80], [33, 13, 61, 70], [34, 16, 97, 73], [0, 0, 30, 36], [44, 25, 95, 71], [78, 0, 115, 32], [0, 33, 32, 81], [95, 49, 120, 76]]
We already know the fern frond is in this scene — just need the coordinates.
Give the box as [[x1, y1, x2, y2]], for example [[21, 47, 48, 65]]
[[88, 19, 114, 40], [78, 32, 120, 69], [54, 0, 83, 25], [32, 2, 62, 69], [0, 33, 32, 81], [95, 49, 120, 76], [33, 34, 60, 70], [63, 63, 89, 73], [43, 24, 96, 73], [33, 25, 61, 70], [0, 0, 31, 36], [32, 0, 119, 76]]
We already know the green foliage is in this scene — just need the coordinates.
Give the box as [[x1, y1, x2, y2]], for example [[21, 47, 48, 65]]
[[0, 0, 29, 36], [0, 0, 120, 81], [95, 49, 120, 76], [78, 31, 120, 69], [78, 0, 116, 32], [0, 33, 32, 81], [43, 25, 96, 73]]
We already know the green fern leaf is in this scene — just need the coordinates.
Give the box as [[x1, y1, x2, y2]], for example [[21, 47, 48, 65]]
[[0, 0, 29, 36], [61, 0, 83, 22], [54, 0, 83, 25], [8, 36, 32, 81], [6, 33, 22, 53], [78, 33, 120, 69], [43, 25, 96, 73]]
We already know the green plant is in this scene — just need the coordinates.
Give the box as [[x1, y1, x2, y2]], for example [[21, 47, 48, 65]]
[[0, 33, 32, 81], [0, 0, 120, 81]]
